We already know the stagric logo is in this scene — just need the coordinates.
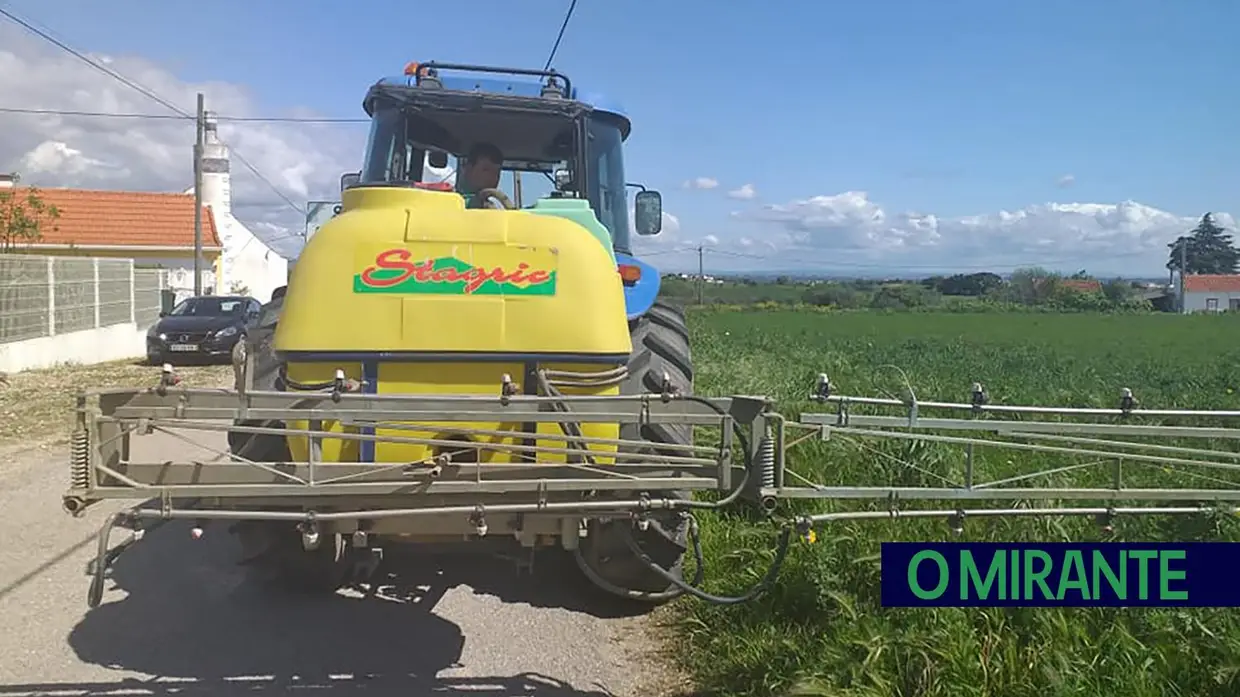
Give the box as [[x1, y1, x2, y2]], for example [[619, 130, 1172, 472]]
[[354, 248, 557, 296]]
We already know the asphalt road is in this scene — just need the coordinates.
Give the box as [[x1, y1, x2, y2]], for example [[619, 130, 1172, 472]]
[[0, 428, 683, 697]]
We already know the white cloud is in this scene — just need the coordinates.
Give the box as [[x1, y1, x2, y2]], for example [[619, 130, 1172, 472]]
[[732, 190, 1236, 275], [627, 198, 682, 246], [682, 177, 719, 190], [1057, 174, 1076, 188], [0, 23, 365, 260], [20, 140, 127, 178], [727, 183, 757, 200], [630, 209, 730, 256], [662, 211, 682, 234]]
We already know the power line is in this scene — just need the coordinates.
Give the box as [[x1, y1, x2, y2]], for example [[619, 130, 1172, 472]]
[[542, 0, 579, 71], [0, 6, 308, 217], [0, 106, 369, 123], [0, 7, 186, 115]]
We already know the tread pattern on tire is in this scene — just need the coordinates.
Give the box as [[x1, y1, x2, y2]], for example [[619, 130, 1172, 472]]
[[620, 300, 694, 450], [572, 298, 695, 601]]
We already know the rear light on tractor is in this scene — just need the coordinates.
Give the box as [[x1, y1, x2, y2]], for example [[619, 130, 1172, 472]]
[[618, 264, 641, 284]]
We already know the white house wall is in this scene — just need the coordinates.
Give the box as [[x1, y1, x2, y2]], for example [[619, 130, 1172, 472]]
[[1184, 290, 1240, 312], [135, 255, 214, 305]]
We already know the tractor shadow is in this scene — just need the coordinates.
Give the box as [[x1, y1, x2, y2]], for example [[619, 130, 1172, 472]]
[[48, 519, 655, 696]]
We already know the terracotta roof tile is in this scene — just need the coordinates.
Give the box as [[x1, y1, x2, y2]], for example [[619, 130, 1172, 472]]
[[9, 187, 221, 249], [1184, 274, 1240, 293]]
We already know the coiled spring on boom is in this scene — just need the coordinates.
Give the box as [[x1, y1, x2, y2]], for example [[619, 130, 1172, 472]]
[[69, 429, 89, 489], [757, 423, 776, 489]]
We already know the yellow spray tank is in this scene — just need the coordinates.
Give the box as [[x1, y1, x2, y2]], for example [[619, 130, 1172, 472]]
[[275, 184, 632, 467]]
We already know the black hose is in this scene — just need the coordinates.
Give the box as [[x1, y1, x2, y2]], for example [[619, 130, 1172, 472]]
[[624, 523, 794, 605], [623, 394, 796, 605], [571, 514, 708, 603], [570, 391, 798, 605], [276, 363, 337, 391]]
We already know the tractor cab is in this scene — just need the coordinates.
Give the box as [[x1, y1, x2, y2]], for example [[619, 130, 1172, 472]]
[[346, 62, 663, 257]]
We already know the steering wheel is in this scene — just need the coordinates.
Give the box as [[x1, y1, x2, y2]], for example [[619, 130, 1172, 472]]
[[470, 188, 517, 210]]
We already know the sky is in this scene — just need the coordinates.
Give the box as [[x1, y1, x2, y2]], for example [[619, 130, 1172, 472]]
[[0, 0, 1236, 278]]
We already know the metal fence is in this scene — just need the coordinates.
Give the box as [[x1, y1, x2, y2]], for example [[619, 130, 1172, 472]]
[[0, 253, 168, 344]]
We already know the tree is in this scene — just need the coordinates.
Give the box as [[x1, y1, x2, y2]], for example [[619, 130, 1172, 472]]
[[927, 272, 1003, 296], [0, 186, 60, 253], [1101, 278, 1135, 305], [1002, 267, 1061, 305], [1166, 213, 1240, 276]]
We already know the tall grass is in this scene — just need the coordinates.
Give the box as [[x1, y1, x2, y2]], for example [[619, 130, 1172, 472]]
[[675, 310, 1240, 697]]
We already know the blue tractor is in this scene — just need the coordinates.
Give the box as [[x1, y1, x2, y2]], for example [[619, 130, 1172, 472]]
[[241, 61, 696, 603]]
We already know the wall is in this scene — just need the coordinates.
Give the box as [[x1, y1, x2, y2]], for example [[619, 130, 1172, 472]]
[[0, 253, 167, 373], [17, 247, 220, 307], [135, 255, 217, 305], [1184, 290, 1240, 313]]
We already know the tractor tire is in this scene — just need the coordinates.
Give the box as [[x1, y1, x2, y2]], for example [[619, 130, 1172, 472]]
[[226, 291, 284, 457], [229, 420, 351, 594], [236, 520, 351, 594], [225, 285, 351, 593], [574, 299, 694, 603]]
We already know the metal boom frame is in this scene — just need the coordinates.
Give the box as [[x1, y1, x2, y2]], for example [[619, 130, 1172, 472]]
[[63, 369, 1240, 607]]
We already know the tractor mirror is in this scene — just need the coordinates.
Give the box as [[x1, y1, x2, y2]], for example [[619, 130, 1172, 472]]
[[427, 150, 449, 169], [340, 171, 360, 193], [634, 189, 662, 236]]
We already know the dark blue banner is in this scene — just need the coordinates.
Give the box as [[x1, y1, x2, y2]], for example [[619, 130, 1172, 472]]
[[880, 542, 1240, 607]]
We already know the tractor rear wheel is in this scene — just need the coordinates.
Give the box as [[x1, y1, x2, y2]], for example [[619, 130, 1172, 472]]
[[574, 299, 695, 603], [225, 285, 351, 593], [229, 424, 352, 593]]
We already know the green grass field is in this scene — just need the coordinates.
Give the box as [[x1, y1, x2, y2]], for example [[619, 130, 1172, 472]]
[[674, 310, 1240, 697]]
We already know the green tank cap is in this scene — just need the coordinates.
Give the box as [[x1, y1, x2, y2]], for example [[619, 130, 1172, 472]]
[[527, 197, 616, 264]]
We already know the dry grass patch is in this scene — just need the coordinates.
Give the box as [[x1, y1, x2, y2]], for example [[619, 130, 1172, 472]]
[[0, 359, 232, 448]]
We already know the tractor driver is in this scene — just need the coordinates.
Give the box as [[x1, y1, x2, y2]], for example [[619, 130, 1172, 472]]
[[457, 141, 505, 208]]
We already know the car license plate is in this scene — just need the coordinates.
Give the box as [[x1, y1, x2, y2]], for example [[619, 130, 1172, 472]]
[[170, 343, 199, 352]]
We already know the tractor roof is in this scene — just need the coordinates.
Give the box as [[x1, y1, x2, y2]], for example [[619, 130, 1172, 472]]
[[365, 63, 632, 139]]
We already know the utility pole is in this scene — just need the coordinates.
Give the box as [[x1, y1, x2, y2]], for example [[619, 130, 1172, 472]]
[[193, 92, 205, 296], [697, 244, 704, 305], [513, 171, 523, 208], [1179, 234, 1188, 314]]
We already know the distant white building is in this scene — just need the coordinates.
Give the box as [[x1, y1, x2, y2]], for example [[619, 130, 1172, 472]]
[[1181, 274, 1240, 312], [674, 272, 725, 285], [184, 113, 288, 303]]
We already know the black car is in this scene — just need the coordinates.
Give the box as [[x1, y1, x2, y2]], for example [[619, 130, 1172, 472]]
[[146, 294, 261, 365]]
